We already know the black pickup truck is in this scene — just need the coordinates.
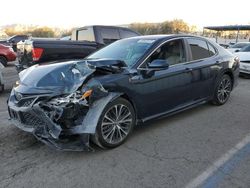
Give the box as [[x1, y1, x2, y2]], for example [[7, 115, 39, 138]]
[[16, 25, 140, 71]]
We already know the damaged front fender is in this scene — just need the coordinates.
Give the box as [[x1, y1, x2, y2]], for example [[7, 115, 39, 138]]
[[65, 92, 122, 135], [34, 92, 122, 151]]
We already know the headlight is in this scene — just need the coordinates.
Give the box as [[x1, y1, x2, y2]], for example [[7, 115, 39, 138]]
[[14, 80, 20, 88], [81, 89, 93, 99]]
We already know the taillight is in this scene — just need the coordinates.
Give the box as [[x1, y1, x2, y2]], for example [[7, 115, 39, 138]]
[[32, 48, 43, 61]]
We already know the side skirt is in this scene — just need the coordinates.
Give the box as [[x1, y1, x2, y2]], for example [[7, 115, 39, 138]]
[[141, 98, 208, 123]]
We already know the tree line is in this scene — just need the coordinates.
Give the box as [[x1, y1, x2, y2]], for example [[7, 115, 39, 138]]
[[129, 19, 197, 35], [4, 26, 72, 38], [3, 19, 195, 38]]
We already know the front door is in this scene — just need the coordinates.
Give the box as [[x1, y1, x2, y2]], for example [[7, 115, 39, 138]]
[[131, 39, 195, 119]]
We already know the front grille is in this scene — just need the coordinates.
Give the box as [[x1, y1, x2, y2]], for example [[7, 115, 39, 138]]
[[22, 112, 45, 127], [18, 98, 35, 107], [9, 108, 46, 128], [9, 109, 19, 120]]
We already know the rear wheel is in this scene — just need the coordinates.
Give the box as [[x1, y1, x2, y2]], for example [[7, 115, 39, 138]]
[[93, 98, 135, 149], [212, 74, 232, 105], [0, 56, 7, 67]]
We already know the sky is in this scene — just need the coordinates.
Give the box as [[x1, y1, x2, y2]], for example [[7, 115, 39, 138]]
[[1, 0, 249, 29]]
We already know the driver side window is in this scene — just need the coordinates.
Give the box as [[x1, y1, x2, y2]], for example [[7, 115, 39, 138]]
[[145, 39, 186, 67]]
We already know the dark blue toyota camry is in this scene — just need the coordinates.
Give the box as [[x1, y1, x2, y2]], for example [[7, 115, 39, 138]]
[[8, 35, 239, 150]]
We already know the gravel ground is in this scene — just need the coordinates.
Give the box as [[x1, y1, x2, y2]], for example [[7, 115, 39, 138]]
[[0, 62, 250, 188]]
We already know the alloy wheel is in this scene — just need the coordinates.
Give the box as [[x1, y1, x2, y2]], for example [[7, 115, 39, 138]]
[[101, 104, 132, 145], [217, 76, 232, 103]]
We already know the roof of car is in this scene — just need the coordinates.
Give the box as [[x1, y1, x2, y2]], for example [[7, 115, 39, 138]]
[[126, 34, 200, 41]]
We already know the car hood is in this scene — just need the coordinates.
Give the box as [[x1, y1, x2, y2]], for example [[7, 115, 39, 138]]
[[17, 59, 127, 95]]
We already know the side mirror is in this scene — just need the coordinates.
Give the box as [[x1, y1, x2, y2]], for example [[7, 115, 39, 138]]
[[141, 59, 169, 78], [235, 49, 240, 53], [148, 59, 169, 70]]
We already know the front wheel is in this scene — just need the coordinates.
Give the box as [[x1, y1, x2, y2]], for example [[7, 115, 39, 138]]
[[93, 98, 136, 149], [0, 56, 7, 67], [212, 74, 232, 105]]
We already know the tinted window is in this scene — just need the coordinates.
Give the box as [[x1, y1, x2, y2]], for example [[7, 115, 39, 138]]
[[77, 27, 95, 42], [119, 29, 138, 38], [207, 43, 216, 56], [187, 38, 210, 60], [100, 28, 120, 44], [146, 39, 186, 66]]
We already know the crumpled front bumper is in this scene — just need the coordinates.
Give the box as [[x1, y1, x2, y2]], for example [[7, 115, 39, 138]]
[[8, 101, 92, 151], [8, 90, 121, 151]]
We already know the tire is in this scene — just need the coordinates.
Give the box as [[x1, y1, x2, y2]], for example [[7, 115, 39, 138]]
[[212, 74, 232, 105], [0, 56, 7, 67], [93, 97, 135, 149]]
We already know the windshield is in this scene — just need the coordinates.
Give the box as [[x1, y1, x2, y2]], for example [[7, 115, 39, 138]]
[[87, 38, 156, 67], [231, 43, 250, 48], [240, 45, 250, 52]]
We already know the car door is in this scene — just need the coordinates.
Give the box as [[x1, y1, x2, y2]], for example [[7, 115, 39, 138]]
[[184, 38, 218, 100], [130, 39, 195, 119]]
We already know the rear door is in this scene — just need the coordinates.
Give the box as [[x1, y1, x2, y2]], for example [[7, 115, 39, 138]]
[[184, 37, 218, 100]]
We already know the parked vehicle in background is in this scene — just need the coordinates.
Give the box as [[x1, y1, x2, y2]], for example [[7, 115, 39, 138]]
[[0, 44, 16, 66], [227, 42, 250, 53], [0, 35, 28, 51], [0, 63, 4, 92], [219, 43, 229, 49], [16, 25, 140, 71], [8, 35, 239, 150], [235, 45, 250, 76], [60, 36, 71, 40]]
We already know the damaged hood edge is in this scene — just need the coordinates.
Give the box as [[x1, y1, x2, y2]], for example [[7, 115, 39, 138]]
[[16, 59, 127, 95]]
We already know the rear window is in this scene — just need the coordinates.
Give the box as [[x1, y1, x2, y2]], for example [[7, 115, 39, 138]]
[[187, 38, 211, 60], [100, 28, 120, 44], [77, 27, 95, 42], [119, 29, 138, 38]]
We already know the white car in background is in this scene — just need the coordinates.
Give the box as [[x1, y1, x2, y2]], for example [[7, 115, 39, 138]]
[[235, 45, 250, 76], [228, 42, 250, 53]]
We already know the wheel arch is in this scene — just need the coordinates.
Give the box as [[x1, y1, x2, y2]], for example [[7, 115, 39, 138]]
[[119, 93, 140, 124], [220, 69, 234, 88], [0, 55, 8, 66], [0, 55, 7, 62]]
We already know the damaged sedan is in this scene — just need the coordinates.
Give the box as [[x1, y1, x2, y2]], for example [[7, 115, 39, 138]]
[[8, 35, 239, 151]]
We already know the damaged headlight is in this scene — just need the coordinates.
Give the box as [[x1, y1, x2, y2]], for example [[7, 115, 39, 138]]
[[81, 79, 108, 104]]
